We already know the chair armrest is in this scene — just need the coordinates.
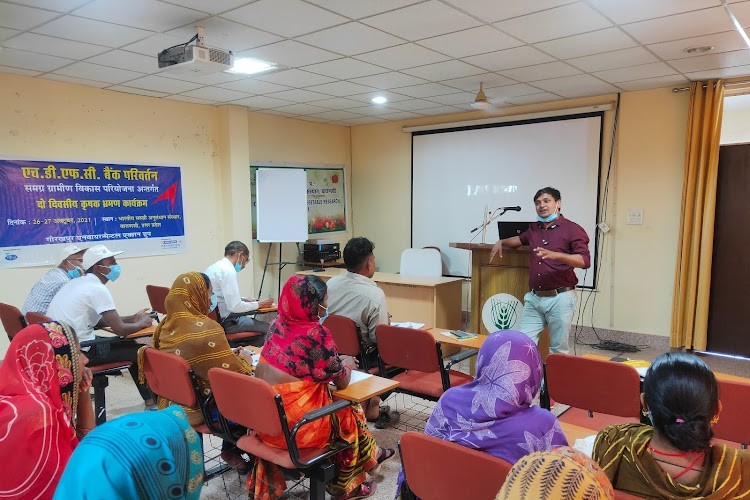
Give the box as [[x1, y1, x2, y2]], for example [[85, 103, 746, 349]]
[[445, 348, 479, 370], [288, 399, 353, 468], [299, 399, 351, 426]]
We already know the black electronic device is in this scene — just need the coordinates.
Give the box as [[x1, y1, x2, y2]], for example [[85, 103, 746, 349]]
[[304, 242, 340, 262], [497, 221, 534, 240]]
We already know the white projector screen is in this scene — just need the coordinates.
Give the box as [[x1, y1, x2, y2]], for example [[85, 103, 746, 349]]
[[412, 113, 602, 287]]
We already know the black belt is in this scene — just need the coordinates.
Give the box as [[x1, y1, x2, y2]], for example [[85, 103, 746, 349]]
[[532, 286, 575, 297]]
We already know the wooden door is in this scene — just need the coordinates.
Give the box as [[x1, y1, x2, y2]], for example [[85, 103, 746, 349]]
[[707, 144, 750, 357]]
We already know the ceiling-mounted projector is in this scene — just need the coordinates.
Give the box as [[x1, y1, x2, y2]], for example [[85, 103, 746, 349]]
[[157, 26, 233, 75]]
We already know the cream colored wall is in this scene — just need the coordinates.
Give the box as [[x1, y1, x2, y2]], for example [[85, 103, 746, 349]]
[[351, 87, 689, 336], [0, 73, 351, 355], [246, 112, 352, 298]]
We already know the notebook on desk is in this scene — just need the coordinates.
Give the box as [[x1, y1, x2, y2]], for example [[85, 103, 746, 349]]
[[497, 221, 534, 240]]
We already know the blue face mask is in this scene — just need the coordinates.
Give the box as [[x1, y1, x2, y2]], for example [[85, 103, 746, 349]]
[[234, 262, 242, 273], [318, 305, 329, 325], [104, 264, 121, 282], [209, 293, 217, 313], [536, 212, 558, 223], [67, 267, 82, 279]]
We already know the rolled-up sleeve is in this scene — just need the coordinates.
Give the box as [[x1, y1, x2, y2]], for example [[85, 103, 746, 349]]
[[569, 226, 591, 269]]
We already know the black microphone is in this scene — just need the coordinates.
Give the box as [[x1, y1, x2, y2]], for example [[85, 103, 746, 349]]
[[497, 206, 522, 212]]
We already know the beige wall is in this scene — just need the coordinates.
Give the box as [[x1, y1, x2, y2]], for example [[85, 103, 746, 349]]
[[0, 72, 690, 354], [0, 73, 351, 354], [246, 111, 352, 297], [351, 87, 689, 336]]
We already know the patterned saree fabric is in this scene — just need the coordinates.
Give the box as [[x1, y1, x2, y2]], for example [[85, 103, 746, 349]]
[[425, 330, 567, 464], [593, 423, 750, 499], [261, 275, 344, 382], [54, 406, 204, 499], [0, 322, 82, 500], [251, 275, 377, 499], [496, 446, 614, 500], [145, 271, 251, 425]]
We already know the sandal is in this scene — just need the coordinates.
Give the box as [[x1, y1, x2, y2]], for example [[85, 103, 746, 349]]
[[366, 405, 389, 423], [367, 447, 396, 476], [334, 481, 377, 500]]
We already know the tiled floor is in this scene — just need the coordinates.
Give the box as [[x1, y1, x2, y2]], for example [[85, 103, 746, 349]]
[[98, 326, 750, 499]]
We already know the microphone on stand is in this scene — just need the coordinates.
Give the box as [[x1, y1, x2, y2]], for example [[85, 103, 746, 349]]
[[470, 206, 522, 232]]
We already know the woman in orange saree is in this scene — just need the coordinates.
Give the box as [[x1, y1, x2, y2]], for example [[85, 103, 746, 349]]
[[250, 275, 394, 500]]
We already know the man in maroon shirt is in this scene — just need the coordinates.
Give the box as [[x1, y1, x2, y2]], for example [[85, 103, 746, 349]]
[[489, 187, 590, 354]]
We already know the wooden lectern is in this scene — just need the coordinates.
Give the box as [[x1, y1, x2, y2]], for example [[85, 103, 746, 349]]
[[450, 242, 550, 360]]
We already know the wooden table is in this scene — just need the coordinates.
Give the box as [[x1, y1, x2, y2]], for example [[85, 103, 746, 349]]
[[332, 374, 400, 403], [429, 327, 486, 350], [560, 421, 598, 444], [296, 268, 463, 330]]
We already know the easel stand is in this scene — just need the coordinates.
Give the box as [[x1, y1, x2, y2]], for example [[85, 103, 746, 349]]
[[259, 242, 300, 298]]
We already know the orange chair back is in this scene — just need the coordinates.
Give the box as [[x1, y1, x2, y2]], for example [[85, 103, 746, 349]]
[[546, 354, 641, 418], [25, 311, 52, 325], [146, 285, 170, 315], [141, 348, 197, 407], [0, 302, 26, 339], [400, 432, 512, 500], [209, 368, 283, 437], [712, 378, 750, 446], [323, 315, 360, 356], [377, 325, 440, 373]]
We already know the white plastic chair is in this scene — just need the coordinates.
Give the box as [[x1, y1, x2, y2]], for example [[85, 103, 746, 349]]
[[400, 248, 442, 276]]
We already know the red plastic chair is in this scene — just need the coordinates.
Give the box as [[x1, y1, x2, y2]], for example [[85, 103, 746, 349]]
[[376, 325, 475, 401], [712, 378, 750, 448], [399, 432, 512, 500], [141, 347, 230, 478], [25, 311, 54, 325], [0, 302, 26, 340], [322, 314, 376, 371], [146, 284, 169, 316], [208, 367, 353, 500], [543, 353, 642, 431]]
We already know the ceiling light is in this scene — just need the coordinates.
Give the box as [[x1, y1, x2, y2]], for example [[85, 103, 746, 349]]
[[371, 96, 387, 104], [226, 57, 276, 75], [684, 45, 714, 54]]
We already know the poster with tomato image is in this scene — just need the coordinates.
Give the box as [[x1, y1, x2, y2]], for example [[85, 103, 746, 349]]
[[250, 165, 346, 238]]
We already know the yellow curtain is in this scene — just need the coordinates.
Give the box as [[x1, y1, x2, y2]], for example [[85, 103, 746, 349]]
[[670, 80, 724, 350]]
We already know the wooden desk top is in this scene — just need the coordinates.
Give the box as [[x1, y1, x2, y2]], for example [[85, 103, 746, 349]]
[[303, 260, 345, 268], [450, 242, 531, 254], [560, 421, 598, 444], [99, 324, 156, 339], [256, 304, 278, 313], [430, 328, 486, 349], [128, 324, 157, 338], [332, 374, 400, 403], [296, 268, 464, 286], [243, 346, 399, 403]]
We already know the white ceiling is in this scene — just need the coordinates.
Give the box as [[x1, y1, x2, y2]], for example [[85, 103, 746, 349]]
[[1, 0, 749, 125]]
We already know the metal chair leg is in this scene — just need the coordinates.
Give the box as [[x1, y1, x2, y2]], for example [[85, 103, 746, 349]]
[[93, 374, 109, 426]]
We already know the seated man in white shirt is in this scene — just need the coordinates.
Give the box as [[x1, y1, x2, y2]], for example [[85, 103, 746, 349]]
[[47, 244, 155, 406], [326, 237, 392, 425], [205, 241, 272, 346], [21, 244, 86, 315]]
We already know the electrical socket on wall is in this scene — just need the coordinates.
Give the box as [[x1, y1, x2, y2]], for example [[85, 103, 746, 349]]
[[627, 209, 643, 225]]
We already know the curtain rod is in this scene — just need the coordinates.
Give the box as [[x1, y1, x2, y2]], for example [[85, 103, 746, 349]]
[[672, 80, 750, 93]]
